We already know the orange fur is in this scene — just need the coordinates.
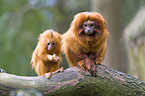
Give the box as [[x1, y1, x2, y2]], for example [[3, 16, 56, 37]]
[[62, 12, 109, 67], [31, 30, 61, 76]]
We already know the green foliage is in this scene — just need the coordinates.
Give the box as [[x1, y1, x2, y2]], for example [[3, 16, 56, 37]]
[[123, 0, 145, 28], [124, 7, 145, 81]]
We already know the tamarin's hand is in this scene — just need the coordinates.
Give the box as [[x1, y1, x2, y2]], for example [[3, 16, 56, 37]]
[[48, 54, 60, 62], [62, 12, 108, 76]]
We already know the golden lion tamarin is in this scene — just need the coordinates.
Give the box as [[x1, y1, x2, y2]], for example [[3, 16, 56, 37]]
[[62, 12, 108, 76], [31, 29, 63, 78]]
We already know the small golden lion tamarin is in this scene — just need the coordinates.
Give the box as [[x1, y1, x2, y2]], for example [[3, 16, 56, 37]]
[[31, 29, 63, 78], [62, 12, 109, 76]]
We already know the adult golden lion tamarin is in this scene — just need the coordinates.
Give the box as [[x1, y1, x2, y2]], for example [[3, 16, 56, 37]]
[[62, 12, 109, 76], [31, 29, 63, 78]]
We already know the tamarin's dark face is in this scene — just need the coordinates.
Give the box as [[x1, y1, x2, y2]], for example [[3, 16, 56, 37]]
[[83, 20, 95, 36], [47, 41, 55, 50], [82, 20, 101, 37]]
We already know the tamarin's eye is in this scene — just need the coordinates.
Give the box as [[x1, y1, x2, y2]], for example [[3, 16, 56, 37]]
[[52, 43, 55, 45], [90, 23, 95, 28], [47, 43, 50, 45], [83, 24, 88, 28]]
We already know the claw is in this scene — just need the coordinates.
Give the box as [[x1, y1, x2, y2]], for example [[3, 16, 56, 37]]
[[95, 57, 102, 64], [59, 67, 64, 72], [51, 67, 64, 75], [44, 73, 52, 79], [78, 60, 86, 70]]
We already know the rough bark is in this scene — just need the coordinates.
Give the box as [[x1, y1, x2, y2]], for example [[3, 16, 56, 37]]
[[0, 64, 145, 96]]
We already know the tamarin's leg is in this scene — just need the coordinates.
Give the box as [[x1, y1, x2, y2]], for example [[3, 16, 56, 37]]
[[36, 60, 47, 76], [44, 67, 64, 78]]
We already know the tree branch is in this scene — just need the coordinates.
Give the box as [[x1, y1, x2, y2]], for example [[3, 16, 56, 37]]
[[0, 64, 145, 96]]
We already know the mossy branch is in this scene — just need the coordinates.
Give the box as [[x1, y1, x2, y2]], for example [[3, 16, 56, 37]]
[[0, 64, 145, 96]]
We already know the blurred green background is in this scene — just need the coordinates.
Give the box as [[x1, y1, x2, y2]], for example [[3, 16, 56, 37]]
[[0, 0, 90, 75], [0, 0, 145, 81]]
